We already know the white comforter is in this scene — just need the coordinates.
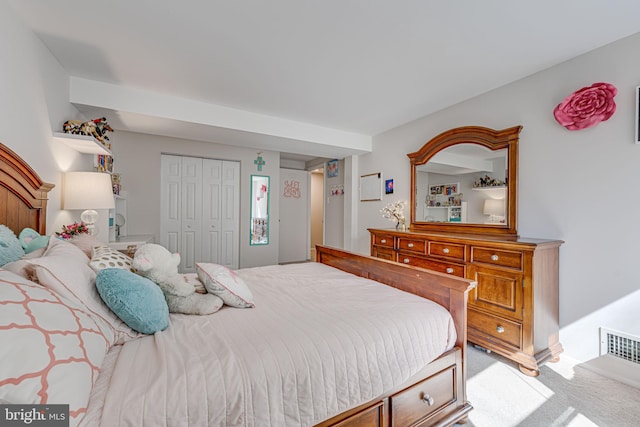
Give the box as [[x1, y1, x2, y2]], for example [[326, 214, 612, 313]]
[[82, 262, 456, 427]]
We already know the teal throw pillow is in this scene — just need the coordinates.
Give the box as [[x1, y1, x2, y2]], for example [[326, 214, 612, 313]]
[[96, 268, 169, 334], [19, 227, 50, 253], [0, 225, 25, 266]]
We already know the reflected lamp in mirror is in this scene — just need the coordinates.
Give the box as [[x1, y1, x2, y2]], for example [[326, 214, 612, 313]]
[[63, 172, 115, 235], [483, 199, 505, 224]]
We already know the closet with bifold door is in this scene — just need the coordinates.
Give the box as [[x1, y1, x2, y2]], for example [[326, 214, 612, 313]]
[[160, 154, 240, 272]]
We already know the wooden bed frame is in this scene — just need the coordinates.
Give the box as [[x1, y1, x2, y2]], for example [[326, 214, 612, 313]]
[[316, 246, 474, 426], [0, 143, 54, 234], [0, 141, 475, 427]]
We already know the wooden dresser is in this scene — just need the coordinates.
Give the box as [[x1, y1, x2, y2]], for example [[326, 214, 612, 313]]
[[369, 228, 563, 376]]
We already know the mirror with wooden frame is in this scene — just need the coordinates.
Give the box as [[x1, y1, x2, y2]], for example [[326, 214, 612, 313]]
[[408, 125, 521, 236]]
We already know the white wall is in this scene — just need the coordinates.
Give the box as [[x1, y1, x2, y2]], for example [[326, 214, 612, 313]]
[[0, 2, 92, 235], [110, 131, 280, 268], [358, 32, 640, 362]]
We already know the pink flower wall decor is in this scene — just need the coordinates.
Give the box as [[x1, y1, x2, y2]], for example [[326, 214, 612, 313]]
[[553, 82, 617, 130]]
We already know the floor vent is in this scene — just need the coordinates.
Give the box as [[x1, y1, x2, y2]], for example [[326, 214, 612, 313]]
[[600, 327, 640, 364]]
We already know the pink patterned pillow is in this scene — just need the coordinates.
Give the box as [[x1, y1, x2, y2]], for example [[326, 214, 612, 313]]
[[196, 263, 255, 308], [0, 269, 110, 426]]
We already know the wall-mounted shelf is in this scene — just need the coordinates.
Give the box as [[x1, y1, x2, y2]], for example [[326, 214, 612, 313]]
[[472, 186, 506, 199], [52, 132, 111, 155]]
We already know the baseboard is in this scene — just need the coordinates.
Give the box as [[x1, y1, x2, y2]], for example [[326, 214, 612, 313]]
[[580, 354, 640, 389]]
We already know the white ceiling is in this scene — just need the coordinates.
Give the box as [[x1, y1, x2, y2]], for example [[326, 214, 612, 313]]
[[7, 0, 640, 160]]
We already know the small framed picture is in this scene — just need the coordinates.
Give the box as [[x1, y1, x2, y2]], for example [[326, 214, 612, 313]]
[[327, 159, 339, 177], [385, 179, 394, 194]]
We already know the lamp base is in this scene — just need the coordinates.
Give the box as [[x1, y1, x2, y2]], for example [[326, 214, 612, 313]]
[[81, 209, 99, 236]]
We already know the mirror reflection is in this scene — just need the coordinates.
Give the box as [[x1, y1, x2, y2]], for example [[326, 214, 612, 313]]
[[409, 125, 520, 236], [250, 175, 269, 245], [416, 145, 507, 225]]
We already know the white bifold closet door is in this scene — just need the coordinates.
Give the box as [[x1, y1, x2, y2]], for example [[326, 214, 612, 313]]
[[161, 154, 240, 272]]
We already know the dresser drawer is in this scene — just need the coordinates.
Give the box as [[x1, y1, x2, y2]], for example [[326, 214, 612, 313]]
[[398, 255, 465, 277], [469, 309, 522, 349], [428, 241, 466, 262], [331, 402, 383, 427], [372, 234, 394, 248], [373, 246, 395, 261], [390, 364, 456, 427], [471, 246, 522, 270], [398, 237, 426, 254]]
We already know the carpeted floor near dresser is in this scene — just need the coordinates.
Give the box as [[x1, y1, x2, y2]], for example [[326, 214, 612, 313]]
[[464, 344, 640, 427]]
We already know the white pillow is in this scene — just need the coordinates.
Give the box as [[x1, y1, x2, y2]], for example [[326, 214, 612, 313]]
[[89, 246, 134, 273], [44, 236, 89, 263], [28, 253, 141, 345], [0, 269, 110, 426], [196, 263, 255, 308]]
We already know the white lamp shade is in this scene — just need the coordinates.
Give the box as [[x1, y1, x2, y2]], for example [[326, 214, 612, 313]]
[[483, 198, 505, 216], [63, 172, 115, 210]]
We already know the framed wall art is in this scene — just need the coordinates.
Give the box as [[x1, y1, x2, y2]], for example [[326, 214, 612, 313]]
[[327, 159, 339, 177], [385, 179, 394, 194], [360, 172, 383, 201]]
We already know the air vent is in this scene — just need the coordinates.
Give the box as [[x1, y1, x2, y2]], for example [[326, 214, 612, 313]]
[[600, 327, 640, 364]]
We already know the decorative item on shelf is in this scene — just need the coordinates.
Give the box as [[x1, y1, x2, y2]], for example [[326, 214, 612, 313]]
[[381, 200, 407, 230], [63, 117, 114, 146], [55, 222, 88, 240], [426, 192, 463, 207], [63, 172, 116, 235], [553, 82, 617, 130], [111, 173, 121, 195], [473, 175, 506, 188], [115, 214, 126, 239], [483, 199, 506, 223], [95, 154, 113, 173]]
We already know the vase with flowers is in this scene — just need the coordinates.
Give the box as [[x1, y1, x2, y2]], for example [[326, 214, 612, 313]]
[[56, 222, 89, 240], [381, 200, 407, 231]]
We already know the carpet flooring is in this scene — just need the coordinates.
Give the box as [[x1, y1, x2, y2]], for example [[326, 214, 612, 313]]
[[463, 345, 640, 427]]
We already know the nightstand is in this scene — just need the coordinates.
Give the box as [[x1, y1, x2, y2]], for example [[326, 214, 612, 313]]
[[108, 234, 154, 257]]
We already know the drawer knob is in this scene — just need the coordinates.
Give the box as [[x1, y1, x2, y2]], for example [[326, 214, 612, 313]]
[[446, 267, 454, 274], [442, 248, 450, 254], [496, 326, 505, 333], [421, 393, 435, 406], [491, 254, 499, 261], [408, 243, 414, 248], [403, 258, 410, 264], [380, 239, 386, 244]]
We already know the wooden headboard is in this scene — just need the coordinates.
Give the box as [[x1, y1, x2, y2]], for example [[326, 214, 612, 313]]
[[0, 143, 54, 235]]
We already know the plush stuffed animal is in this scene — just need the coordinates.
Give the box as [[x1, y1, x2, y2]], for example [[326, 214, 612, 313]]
[[132, 243, 223, 315]]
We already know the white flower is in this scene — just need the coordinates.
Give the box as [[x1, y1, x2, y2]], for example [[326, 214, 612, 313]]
[[380, 200, 406, 224]]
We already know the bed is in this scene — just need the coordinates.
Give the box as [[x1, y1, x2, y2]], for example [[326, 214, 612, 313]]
[[0, 142, 475, 427]]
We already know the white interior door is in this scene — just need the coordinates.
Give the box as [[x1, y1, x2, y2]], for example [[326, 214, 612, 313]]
[[220, 161, 240, 269], [180, 156, 202, 272], [160, 155, 182, 254], [279, 169, 310, 263], [202, 159, 222, 267], [161, 154, 240, 272]]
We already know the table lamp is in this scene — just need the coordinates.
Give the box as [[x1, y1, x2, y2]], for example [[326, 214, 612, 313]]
[[483, 198, 505, 223], [63, 172, 115, 235]]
